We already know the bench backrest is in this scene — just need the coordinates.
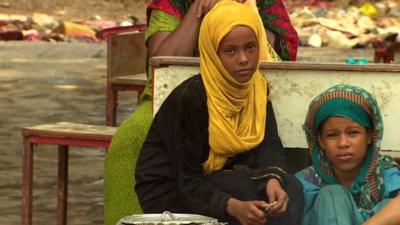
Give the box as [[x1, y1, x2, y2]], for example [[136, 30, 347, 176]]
[[107, 31, 146, 81], [150, 57, 400, 152]]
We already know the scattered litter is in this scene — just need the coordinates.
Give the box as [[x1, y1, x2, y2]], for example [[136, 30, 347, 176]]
[[289, 0, 399, 49], [359, 3, 378, 17], [53, 21, 97, 41], [346, 57, 369, 64], [0, 11, 141, 42], [0, 2, 11, 8], [0, 0, 398, 47]]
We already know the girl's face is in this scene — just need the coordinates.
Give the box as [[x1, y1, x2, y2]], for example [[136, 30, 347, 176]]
[[217, 25, 259, 83], [318, 116, 372, 178]]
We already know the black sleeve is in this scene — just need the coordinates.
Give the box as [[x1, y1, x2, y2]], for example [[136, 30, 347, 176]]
[[256, 101, 289, 177], [175, 78, 231, 220], [234, 101, 289, 184], [135, 78, 186, 212]]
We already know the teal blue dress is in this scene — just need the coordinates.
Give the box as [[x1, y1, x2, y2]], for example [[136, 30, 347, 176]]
[[296, 167, 400, 225], [295, 84, 400, 225]]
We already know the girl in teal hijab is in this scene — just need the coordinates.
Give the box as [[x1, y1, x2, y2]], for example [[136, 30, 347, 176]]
[[295, 84, 400, 225]]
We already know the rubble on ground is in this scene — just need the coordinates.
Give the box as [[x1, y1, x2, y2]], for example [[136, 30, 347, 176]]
[[0, 0, 399, 49], [0, 12, 136, 42], [288, 0, 399, 48]]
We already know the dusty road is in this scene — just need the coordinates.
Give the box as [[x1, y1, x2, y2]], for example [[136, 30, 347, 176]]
[[0, 41, 374, 225], [0, 41, 138, 225]]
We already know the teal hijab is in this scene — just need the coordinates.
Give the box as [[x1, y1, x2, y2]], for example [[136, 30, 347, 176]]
[[314, 98, 372, 130], [304, 84, 398, 218]]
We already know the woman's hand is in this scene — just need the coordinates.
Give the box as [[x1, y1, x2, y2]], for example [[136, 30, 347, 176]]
[[148, 0, 221, 57], [265, 178, 289, 216], [265, 28, 276, 46], [195, 0, 220, 17], [227, 197, 268, 225]]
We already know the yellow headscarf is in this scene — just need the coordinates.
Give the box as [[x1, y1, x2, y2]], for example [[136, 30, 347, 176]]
[[199, 0, 277, 174]]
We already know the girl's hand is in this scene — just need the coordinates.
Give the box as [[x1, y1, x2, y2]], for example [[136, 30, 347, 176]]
[[265, 178, 289, 216], [362, 193, 400, 225], [227, 198, 268, 225]]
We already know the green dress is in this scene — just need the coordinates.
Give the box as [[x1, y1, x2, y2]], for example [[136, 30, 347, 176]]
[[103, 10, 180, 225]]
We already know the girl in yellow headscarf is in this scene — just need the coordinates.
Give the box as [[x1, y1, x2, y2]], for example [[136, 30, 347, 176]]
[[135, 1, 303, 225]]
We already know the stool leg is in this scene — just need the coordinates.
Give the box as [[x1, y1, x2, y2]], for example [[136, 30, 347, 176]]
[[106, 83, 117, 126], [57, 145, 68, 225], [22, 138, 33, 225]]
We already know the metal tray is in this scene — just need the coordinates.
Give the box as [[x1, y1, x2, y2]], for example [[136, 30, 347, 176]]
[[117, 211, 223, 225]]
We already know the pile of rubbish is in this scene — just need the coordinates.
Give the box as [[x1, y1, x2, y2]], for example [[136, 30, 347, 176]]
[[0, 13, 138, 42], [0, 0, 399, 50], [288, 0, 400, 48]]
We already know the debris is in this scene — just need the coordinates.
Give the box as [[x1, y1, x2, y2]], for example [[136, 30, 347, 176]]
[[119, 21, 133, 27], [32, 13, 58, 28], [0, 30, 23, 40], [346, 57, 369, 64], [308, 33, 322, 47], [0, 0, 398, 46], [0, 2, 10, 8], [53, 21, 96, 41], [289, 0, 400, 48], [22, 29, 40, 41], [359, 3, 378, 17], [81, 20, 118, 31]]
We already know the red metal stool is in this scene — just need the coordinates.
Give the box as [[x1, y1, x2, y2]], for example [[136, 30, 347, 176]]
[[21, 122, 117, 225]]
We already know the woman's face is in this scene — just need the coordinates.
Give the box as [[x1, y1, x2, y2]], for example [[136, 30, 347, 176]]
[[318, 116, 372, 178], [217, 25, 259, 83]]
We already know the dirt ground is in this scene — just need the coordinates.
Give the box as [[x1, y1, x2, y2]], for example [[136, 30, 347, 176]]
[[0, 0, 148, 23], [0, 0, 385, 23], [0, 0, 360, 21], [0, 41, 138, 225]]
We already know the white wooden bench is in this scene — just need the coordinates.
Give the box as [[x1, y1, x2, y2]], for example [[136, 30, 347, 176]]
[[150, 56, 400, 169]]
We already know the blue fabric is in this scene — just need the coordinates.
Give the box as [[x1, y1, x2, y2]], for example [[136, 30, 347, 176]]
[[383, 167, 400, 197], [303, 84, 399, 214], [295, 166, 400, 225]]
